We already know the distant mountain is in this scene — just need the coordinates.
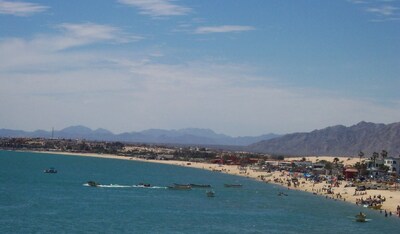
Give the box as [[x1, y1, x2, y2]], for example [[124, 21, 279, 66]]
[[247, 121, 400, 156], [0, 126, 279, 146]]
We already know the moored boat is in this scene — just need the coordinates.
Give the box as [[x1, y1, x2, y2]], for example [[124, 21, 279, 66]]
[[224, 184, 242, 188], [368, 204, 382, 210], [44, 167, 57, 173], [168, 184, 192, 190], [278, 192, 288, 196], [190, 184, 212, 188]]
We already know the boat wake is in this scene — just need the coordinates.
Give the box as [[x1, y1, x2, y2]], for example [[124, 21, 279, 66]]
[[98, 184, 132, 188], [83, 183, 167, 189], [346, 216, 372, 222], [132, 185, 167, 189]]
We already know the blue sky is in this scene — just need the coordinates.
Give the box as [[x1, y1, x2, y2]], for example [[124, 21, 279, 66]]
[[0, 0, 399, 136]]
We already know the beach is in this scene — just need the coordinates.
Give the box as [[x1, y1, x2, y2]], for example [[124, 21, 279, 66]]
[[32, 151, 400, 216]]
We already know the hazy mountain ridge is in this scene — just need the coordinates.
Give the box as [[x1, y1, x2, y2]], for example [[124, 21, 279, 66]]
[[0, 126, 279, 146], [248, 121, 400, 156]]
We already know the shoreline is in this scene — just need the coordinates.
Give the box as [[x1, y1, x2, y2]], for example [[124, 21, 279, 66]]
[[17, 150, 400, 216]]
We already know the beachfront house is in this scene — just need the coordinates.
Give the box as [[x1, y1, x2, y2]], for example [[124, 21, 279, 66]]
[[344, 168, 358, 180], [366, 158, 385, 178], [311, 163, 327, 175], [384, 157, 400, 176], [156, 154, 175, 160]]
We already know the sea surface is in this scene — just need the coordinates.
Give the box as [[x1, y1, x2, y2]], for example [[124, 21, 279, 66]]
[[1, 150, 400, 233]]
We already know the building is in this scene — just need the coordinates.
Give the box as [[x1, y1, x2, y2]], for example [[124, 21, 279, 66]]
[[365, 158, 385, 177], [344, 168, 358, 180], [384, 157, 400, 176]]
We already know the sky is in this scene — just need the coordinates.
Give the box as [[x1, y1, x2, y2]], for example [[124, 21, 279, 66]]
[[0, 0, 399, 136]]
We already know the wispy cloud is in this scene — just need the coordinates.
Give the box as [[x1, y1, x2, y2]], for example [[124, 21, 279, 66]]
[[194, 25, 255, 34], [0, 22, 141, 73], [28, 23, 142, 51], [0, 0, 49, 16], [117, 0, 190, 17], [367, 5, 398, 15], [54, 23, 141, 49], [348, 0, 400, 21], [348, 0, 368, 4]]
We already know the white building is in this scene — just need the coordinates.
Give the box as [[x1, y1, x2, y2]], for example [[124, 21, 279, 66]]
[[384, 157, 400, 175], [366, 158, 385, 177]]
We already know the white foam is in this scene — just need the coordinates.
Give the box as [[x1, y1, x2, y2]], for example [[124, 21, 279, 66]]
[[98, 184, 131, 188]]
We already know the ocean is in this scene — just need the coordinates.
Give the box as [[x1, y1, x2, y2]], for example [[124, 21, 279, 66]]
[[1, 150, 400, 233]]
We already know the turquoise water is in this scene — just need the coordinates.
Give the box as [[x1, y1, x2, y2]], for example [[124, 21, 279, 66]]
[[1, 150, 400, 233]]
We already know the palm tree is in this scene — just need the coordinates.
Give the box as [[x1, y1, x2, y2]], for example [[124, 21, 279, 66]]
[[358, 151, 364, 163], [381, 150, 388, 160], [371, 152, 379, 168], [333, 157, 340, 167]]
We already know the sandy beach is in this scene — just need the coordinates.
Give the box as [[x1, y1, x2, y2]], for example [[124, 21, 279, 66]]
[[32, 151, 400, 216]]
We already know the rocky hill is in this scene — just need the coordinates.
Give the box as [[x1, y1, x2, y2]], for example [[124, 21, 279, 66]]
[[248, 121, 400, 157]]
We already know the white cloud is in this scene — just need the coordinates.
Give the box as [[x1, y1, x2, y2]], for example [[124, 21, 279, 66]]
[[0, 0, 48, 16], [118, 0, 190, 17], [50, 23, 142, 50], [194, 25, 255, 34], [367, 5, 398, 15], [0, 22, 142, 74], [1, 23, 400, 136], [7, 22, 140, 53], [2, 35, 400, 136]]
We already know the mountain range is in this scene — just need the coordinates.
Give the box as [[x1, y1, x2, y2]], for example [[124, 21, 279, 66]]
[[248, 121, 400, 157], [2, 121, 400, 156], [0, 126, 279, 146]]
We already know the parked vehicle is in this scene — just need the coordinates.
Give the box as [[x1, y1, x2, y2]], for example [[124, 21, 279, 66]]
[[355, 185, 366, 191]]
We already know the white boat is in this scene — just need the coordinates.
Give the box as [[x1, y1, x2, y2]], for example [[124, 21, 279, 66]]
[[206, 190, 215, 197], [44, 167, 57, 173]]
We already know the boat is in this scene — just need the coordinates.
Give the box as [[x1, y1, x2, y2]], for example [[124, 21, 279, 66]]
[[278, 192, 288, 196], [87, 181, 100, 187], [173, 183, 191, 187], [44, 167, 57, 173], [206, 190, 215, 197], [355, 212, 367, 222], [138, 183, 151, 187], [368, 204, 382, 210], [190, 184, 212, 188], [168, 184, 192, 190], [224, 184, 242, 188]]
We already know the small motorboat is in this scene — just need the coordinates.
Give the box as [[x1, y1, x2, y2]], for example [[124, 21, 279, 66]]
[[168, 184, 192, 190], [224, 184, 242, 188], [138, 183, 151, 187], [278, 192, 288, 196], [355, 212, 367, 222], [190, 184, 212, 188], [368, 204, 382, 210], [44, 167, 57, 173], [206, 190, 215, 197], [87, 181, 100, 187]]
